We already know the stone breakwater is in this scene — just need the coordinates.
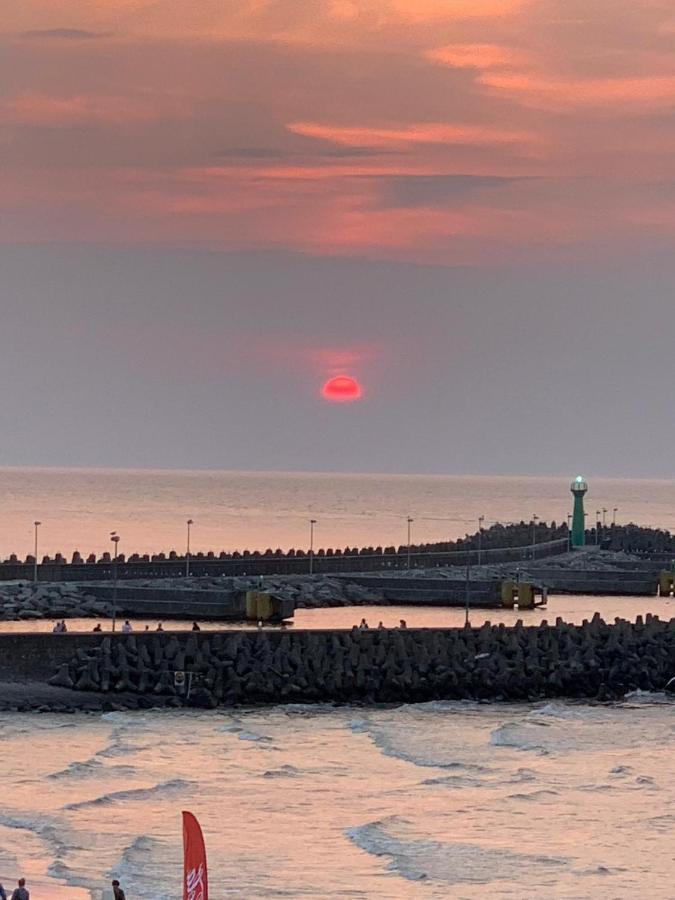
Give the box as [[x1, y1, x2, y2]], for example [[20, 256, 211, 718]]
[[31, 614, 675, 711], [0, 576, 383, 621], [0, 582, 112, 620]]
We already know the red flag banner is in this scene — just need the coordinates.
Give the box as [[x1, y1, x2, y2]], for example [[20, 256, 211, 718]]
[[183, 811, 208, 900]]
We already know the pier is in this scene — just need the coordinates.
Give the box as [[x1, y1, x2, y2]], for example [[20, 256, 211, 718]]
[[0, 614, 670, 711]]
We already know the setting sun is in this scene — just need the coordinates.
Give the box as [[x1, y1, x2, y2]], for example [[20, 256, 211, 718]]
[[321, 375, 363, 403]]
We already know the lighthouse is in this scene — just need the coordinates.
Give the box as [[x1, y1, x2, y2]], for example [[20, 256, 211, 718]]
[[570, 475, 588, 548]]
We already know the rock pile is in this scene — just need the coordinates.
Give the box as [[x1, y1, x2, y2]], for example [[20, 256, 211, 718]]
[[120, 574, 384, 608], [0, 583, 112, 620], [49, 613, 675, 708]]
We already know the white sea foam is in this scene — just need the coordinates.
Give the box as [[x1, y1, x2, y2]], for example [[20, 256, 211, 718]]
[[623, 690, 673, 705], [237, 730, 273, 743], [346, 816, 569, 884], [489, 722, 551, 754]]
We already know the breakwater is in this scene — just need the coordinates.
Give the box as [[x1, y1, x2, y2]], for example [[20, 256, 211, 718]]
[[0, 615, 666, 711], [0, 537, 568, 582]]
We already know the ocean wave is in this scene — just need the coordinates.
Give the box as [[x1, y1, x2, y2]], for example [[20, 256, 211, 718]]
[[237, 730, 273, 743], [402, 700, 482, 715], [348, 718, 369, 734], [508, 768, 538, 783], [262, 764, 300, 778], [635, 775, 657, 787], [0, 812, 70, 858], [489, 723, 550, 754], [609, 765, 633, 777], [648, 814, 675, 832], [346, 815, 569, 885], [46, 858, 90, 890], [420, 774, 486, 788], [506, 789, 559, 801], [355, 717, 493, 770], [96, 738, 143, 759], [531, 703, 599, 720], [63, 778, 193, 811], [623, 690, 674, 705], [48, 759, 137, 780], [109, 834, 171, 900]]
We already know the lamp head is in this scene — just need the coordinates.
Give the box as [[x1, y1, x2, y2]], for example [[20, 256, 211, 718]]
[[570, 475, 588, 495]]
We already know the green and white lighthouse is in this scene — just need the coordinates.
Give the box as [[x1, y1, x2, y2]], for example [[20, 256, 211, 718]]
[[570, 475, 588, 548]]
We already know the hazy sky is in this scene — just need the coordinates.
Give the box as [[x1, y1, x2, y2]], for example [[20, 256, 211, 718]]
[[2, 1, 675, 476]]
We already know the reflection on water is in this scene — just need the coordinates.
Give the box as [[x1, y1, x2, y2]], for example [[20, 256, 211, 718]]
[[0, 595, 671, 635]]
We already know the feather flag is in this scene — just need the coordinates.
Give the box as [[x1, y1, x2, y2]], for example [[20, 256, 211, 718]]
[[183, 811, 208, 900]]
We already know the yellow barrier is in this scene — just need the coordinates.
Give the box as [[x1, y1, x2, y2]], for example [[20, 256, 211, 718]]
[[658, 571, 674, 597], [245, 590, 277, 621], [501, 580, 536, 609]]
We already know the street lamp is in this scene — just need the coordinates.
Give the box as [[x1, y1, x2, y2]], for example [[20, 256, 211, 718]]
[[613, 507, 618, 526], [33, 521, 41, 585], [531, 515, 539, 559], [595, 510, 601, 545], [464, 558, 471, 626], [477, 515, 485, 566], [406, 517, 414, 569], [567, 514, 572, 552], [185, 519, 194, 578], [110, 531, 120, 633], [602, 508, 607, 527], [309, 519, 317, 575]]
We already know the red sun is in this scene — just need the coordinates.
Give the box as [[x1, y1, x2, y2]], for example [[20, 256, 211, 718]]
[[321, 374, 363, 403]]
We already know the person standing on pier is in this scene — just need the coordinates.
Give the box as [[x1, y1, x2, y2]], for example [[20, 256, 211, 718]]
[[111, 879, 126, 900]]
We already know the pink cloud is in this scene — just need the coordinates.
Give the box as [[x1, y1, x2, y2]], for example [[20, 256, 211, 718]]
[[287, 121, 538, 149], [3, 91, 190, 126], [480, 72, 675, 111], [426, 43, 529, 70]]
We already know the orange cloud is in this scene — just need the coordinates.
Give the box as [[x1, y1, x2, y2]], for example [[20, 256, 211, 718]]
[[480, 72, 675, 111], [426, 43, 527, 69], [287, 121, 537, 148], [6, 0, 526, 41], [388, 0, 524, 22], [3, 91, 190, 125]]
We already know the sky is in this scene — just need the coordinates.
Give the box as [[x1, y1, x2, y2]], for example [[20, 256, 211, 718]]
[[1, 1, 675, 476]]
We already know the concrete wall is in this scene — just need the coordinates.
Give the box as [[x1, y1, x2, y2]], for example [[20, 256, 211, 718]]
[[532, 568, 657, 596]]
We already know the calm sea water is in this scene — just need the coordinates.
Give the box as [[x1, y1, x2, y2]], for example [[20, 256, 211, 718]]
[[1, 467, 675, 558]]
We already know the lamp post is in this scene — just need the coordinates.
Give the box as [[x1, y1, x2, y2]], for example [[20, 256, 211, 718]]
[[309, 519, 317, 575], [595, 510, 601, 545], [602, 508, 607, 527], [613, 507, 618, 526], [110, 531, 120, 632], [406, 517, 413, 569], [464, 558, 471, 626], [33, 521, 41, 585], [531, 515, 539, 559], [185, 519, 194, 578], [477, 515, 485, 566], [567, 514, 572, 552]]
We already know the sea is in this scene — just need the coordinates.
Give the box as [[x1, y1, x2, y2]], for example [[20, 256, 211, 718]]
[[0, 468, 674, 899], [2, 467, 675, 558]]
